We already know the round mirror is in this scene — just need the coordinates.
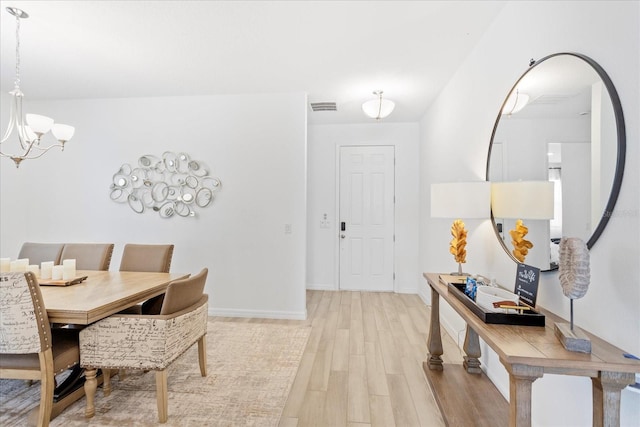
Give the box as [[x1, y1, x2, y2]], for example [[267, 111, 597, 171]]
[[487, 53, 626, 271]]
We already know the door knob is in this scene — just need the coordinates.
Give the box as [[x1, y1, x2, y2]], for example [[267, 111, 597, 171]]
[[341, 234, 346, 239]]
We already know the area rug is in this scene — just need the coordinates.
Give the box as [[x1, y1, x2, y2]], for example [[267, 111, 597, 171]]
[[0, 320, 310, 426]]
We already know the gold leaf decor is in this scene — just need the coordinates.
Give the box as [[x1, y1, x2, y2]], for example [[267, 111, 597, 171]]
[[449, 219, 467, 264], [509, 219, 533, 263]]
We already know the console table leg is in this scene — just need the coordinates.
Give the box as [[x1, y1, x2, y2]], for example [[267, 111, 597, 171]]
[[507, 364, 543, 427], [426, 286, 443, 370], [463, 325, 482, 374], [591, 371, 635, 427]]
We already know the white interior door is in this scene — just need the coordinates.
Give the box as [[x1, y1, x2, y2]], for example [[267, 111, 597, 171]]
[[339, 146, 395, 291]]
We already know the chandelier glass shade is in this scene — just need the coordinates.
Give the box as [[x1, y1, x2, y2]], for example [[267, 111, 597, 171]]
[[1, 7, 75, 168], [362, 90, 395, 120]]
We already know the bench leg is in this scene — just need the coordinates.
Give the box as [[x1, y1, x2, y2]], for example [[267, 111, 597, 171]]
[[156, 369, 168, 423], [198, 335, 207, 377], [102, 369, 111, 396]]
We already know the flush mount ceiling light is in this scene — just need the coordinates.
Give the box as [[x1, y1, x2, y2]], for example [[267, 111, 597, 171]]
[[501, 89, 530, 116], [362, 91, 395, 120], [0, 7, 75, 168]]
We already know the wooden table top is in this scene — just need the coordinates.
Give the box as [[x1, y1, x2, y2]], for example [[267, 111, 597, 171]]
[[40, 270, 189, 325], [424, 273, 640, 374]]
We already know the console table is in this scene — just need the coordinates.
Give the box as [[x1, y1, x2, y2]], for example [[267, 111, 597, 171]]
[[423, 273, 639, 427]]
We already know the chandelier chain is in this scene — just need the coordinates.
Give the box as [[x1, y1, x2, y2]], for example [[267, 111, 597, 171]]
[[14, 12, 21, 91]]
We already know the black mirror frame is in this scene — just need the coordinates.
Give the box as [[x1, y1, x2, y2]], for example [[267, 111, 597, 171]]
[[486, 52, 626, 268]]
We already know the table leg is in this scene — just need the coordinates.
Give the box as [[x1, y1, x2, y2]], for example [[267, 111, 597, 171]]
[[506, 363, 543, 427], [426, 285, 444, 370], [463, 325, 482, 374], [84, 368, 98, 418], [591, 371, 635, 427], [27, 368, 106, 424]]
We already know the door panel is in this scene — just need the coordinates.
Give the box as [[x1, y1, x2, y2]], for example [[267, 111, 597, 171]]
[[339, 146, 395, 291]]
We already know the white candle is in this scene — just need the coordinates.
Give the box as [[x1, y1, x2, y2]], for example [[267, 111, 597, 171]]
[[27, 264, 40, 277], [41, 261, 54, 279], [52, 265, 64, 280], [10, 260, 27, 272], [0, 257, 10, 272], [62, 259, 76, 280]]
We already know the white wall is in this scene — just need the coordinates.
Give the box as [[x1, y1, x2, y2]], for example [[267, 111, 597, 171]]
[[0, 92, 308, 319], [307, 123, 420, 293], [419, 1, 639, 426]]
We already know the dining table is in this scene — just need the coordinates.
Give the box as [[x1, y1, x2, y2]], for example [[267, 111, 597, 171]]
[[37, 269, 189, 422]]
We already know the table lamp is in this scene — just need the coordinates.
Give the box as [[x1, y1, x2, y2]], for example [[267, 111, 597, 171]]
[[431, 182, 491, 275], [491, 181, 554, 263]]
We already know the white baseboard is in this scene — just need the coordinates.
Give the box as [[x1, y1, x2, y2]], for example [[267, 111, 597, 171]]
[[306, 283, 336, 291], [416, 285, 460, 349], [395, 286, 418, 294], [440, 316, 463, 348], [417, 284, 430, 305], [307, 283, 418, 294], [209, 307, 308, 320]]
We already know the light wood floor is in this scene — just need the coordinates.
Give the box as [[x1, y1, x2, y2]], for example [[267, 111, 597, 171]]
[[241, 289, 463, 427]]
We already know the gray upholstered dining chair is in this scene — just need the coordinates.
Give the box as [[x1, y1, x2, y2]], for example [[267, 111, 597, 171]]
[[18, 242, 65, 266], [0, 272, 80, 427], [119, 243, 175, 314], [59, 243, 115, 271], [79, 268, 209, 423], [119, 243, 174, 273]]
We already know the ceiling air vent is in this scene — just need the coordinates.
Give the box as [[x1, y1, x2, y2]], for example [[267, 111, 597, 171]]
[[530, 94, 576, 105], [310, 102, 337, 112]]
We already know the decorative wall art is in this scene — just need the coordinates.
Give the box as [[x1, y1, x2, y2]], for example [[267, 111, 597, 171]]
[[110, 152, 221, 218]]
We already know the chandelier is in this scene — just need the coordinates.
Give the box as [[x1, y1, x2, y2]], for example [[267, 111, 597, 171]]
[[362, 90, 395, 120], [1, 7, 75, 168]]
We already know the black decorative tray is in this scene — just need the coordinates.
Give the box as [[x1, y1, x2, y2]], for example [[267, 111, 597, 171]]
[[447, 283, 545, 327]]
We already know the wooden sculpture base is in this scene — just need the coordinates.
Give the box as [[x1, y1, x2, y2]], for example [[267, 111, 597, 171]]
[[554, 322, 591, 353]]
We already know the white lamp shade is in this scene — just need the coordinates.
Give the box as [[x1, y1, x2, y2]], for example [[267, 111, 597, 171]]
[[25, 114, 54, 134], [431, 181, 491, 219], [491, 181, 554, 219], [362, 98, 395, 119], [501, 91, 530, 115], [51, 124, 75, 141]]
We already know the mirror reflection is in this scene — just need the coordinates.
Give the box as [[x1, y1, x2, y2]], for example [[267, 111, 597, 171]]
[[487, 53, 624, 271]]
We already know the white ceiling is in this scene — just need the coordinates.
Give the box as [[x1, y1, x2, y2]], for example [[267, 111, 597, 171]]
[[512, 54, 601, 119], [0, 1, 506, 124]]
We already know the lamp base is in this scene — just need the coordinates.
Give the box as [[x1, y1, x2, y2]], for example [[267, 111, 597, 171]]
[[554, 322, 591, 353], [449, 263, 467, 276]]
